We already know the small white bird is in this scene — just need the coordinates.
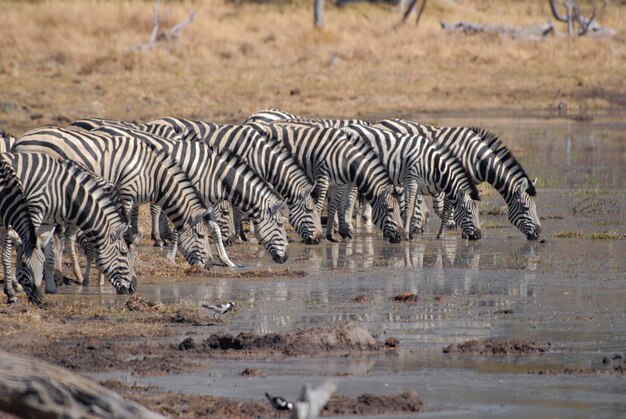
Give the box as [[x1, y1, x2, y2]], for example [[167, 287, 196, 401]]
[[265, 392, 293, 412], [202, 301, 235, 319], [291, 380, 337, 419]]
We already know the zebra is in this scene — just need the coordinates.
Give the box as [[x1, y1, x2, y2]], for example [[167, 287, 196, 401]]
[[329, 124, 483, 241], [247, 122, 406, 243], [0, 152, 136, 304], [245, 110, 378, 237], [250, 114, 481, 241], [144, 117, 322, 245], [373, 119, 542, 240], [69, 117, 311, 247], [72, 124, 290, 263], [69, 120, 236, 268], [14, 126, 210, 285]]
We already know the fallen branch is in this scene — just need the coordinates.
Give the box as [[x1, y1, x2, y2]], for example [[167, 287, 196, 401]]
[[129, 0, 197, 51], [440, 21, 556, 40]]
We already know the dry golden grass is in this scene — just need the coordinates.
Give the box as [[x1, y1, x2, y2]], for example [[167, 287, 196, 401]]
[[0, 0, 625, 133]]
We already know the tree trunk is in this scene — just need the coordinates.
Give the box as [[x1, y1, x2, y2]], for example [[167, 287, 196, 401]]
[[0, 350, 165, 419], [314, 0, 324, 28]]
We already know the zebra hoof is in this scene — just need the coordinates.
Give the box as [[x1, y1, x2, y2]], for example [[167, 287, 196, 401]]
[[153, 241, 165, 248], [327, 235, 339, 243], [6, 295, 17, 304]]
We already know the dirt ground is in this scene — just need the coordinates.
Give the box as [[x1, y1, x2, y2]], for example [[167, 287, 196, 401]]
[[1, 0, 625, 135]]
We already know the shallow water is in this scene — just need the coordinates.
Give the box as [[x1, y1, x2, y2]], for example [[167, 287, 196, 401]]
[[83, 115, 626, 417]]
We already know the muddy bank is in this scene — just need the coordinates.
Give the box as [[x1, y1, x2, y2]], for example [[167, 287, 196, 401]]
[[101, 380, 422, 418], [443, 339, 550, 355], [177, 322, 398, 357]]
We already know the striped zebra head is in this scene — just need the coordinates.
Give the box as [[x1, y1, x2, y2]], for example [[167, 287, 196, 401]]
[[214, 201, 237, 246], [372, 186, 406, 243], [94, 223, 137, 294], [509, 178, 542, 240], [454, 192, 482, 241], [177, 223, 212, 268], [288, 183, 323, 245], [11, 229, 54, 305], [252, 200, 289, 263]]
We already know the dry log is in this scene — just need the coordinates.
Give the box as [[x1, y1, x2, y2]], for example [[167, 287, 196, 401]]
[[0, 350, 164, 419], [440, 21, 556, 40]]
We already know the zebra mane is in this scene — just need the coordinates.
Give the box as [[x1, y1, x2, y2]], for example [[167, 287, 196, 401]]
[[59, 159, 130, 227], [430, 140, 481, 201], [0, 155, 38, 257], [470, 127, 536, 196]]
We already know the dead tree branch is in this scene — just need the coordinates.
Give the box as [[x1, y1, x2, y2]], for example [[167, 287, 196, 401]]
[[549, 0, 599, 36], [129, 0, 196, 51]]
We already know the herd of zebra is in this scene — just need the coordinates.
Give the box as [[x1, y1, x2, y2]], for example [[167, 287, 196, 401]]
[[0, 109, 541, 305]]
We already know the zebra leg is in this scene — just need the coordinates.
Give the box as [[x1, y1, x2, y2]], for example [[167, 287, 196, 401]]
[[42, 236, 59, 294], [207, 221, 236, 268], [2, 231, 17, 304], [338, 185, 358, 240], [151, 204, 167, 248], [410, 194, 430, 239], [66, 228, 84, 285], [130, 206, 140, 237], [433, 192, 455, 230], [325, 186, 340, 242], [234, 207, 247, 242], [165, 230, 178, 262], [362, 198, 373, 227], [401, 180, 418, 237], [437, 200, 455, 240], [313, 175, 330, 218]]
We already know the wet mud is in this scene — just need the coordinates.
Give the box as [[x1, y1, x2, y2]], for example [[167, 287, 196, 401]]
[[101, 380, 422, 418], [442, 339, 550, 355], [177, 322, 395, 357]]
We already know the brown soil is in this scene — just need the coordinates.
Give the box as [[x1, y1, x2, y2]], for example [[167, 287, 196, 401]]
[[101, 380, 422, 418], [443, 339, 550, 355], [323, 391, 422, 416], [178, 322, 394, 357]]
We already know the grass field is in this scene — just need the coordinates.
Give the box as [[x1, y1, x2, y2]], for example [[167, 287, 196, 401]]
[[1, 0, 625, 133]]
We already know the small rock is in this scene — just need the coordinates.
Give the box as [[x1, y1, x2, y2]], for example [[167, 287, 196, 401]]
[[178, 337, 196, 351], [385, 337, 400, 348]]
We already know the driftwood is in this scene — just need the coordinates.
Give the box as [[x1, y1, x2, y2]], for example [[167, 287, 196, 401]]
[[0, 350, 165, 419], [549, 0, 598, 36], [129, 0, 197, 51], [440, 21, 556, 40]]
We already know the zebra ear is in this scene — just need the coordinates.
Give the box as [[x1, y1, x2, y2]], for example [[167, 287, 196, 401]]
[[7, 229, 22, 247], [132, 231, 144, 246], [269, 200, 287, 217], [38, 228, 55, 249], [112, 224, 129, 242], [339, 127, 359, 141], [301, 182, 316, 199], [189, 209, 208, 228], [518, 178, 529, 194]]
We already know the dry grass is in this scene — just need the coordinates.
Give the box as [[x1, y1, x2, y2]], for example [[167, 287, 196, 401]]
[[0, 0, 625, 133]]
